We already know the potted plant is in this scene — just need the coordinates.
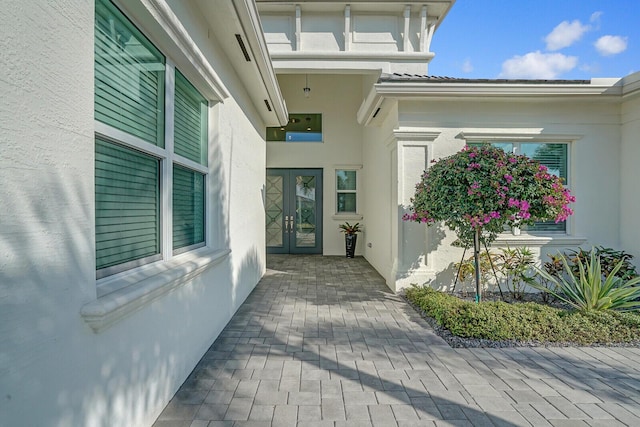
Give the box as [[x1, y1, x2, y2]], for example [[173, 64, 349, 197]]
[[339, 222, 362, 258]]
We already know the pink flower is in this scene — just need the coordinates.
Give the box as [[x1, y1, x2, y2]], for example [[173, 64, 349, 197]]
[[508, 157, 517, 164], [504, 174, 513, 183], [469, 152, 477, 158]]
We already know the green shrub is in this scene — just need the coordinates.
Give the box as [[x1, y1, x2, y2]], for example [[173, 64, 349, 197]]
[[529, 249, 640, 312], [566, 246, 638, 281], [495, 247, 535, 300], [405, 285, 640, 345]]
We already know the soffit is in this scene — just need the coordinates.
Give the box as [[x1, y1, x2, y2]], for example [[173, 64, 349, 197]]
[[196, 0, 288, 126]]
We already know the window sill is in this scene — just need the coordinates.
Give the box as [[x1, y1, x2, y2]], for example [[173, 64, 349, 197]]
[[81, 247, 231, 333], [332, 213, 363, 221], [492, 234, 587, 246]]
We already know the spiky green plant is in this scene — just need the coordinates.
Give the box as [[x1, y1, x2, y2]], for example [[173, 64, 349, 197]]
[[529, 249, 640, 312]]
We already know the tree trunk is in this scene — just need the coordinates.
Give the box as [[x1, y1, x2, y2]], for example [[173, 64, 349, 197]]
[[473, 228, 481, 303]]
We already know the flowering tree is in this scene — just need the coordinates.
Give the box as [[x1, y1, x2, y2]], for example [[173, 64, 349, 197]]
[[404, 144, 576, 301]]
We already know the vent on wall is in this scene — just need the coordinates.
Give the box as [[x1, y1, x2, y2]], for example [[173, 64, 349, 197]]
[[235, 34, 251, 62], [264, 100, 272, 112]]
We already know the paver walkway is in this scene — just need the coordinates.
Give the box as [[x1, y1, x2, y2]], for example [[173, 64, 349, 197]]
[[154, 255, 640, 427]]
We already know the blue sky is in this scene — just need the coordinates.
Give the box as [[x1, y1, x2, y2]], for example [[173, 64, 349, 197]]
[[430, 0, 639, 79]]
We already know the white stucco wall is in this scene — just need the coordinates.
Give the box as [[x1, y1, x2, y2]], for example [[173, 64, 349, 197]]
[[360, 104, 399, 287], [620, 78, 640, 259], [266, 74, 365, 256], [0, 2, 267, 426], [392, 98, 622, 291]]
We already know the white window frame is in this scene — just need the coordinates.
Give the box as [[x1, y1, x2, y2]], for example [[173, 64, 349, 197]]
[[83, 0, 231, 332], [462, 131, 580, 243], [333, 165, 363, 219], [94, 4, 211, 293]]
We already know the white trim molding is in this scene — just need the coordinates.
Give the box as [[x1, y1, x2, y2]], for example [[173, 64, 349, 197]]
[[492, 235, 587, 247], [392, 128, 441, 142], [374, 81, 623, 100], [458, 129, 583, 142], [82, 248, 231, 332], [137, 0, 230, 101]]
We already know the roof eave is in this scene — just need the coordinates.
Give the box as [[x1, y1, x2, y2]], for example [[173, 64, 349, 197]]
[[232, 0, 289, 126], [358, 80, 623, 126], [374, 82, 623, 98]]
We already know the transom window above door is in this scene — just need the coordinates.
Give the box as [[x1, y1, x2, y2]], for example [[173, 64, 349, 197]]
[[266, 113, 322, 142]]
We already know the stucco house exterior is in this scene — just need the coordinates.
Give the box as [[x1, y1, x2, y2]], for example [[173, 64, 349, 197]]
[[1, 0, 639, 426]]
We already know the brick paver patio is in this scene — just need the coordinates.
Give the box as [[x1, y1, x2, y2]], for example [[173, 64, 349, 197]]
[[154, 255, 640, 427]]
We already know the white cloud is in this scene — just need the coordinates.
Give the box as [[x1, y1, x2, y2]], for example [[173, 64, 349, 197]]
[[499, 51, 578, 79], [595, 35, 628, 56], [545, 19, 590, 51], [590, 11, 602, 24], [461, 59, 473, 73]]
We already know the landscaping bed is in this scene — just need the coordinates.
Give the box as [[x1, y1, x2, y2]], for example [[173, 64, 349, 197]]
[[404, 286, 640, 348]]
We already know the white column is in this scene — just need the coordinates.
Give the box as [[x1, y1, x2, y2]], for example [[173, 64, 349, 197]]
[[403, 5, 411, 52], [419, 5, 427, 52], [295, 5, 301, 51], [425, 21, 436, 52], [393, 130, 440, 289], [344, 5, 351, 51]]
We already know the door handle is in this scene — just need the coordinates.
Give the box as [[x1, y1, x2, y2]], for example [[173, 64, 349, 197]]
[[289, 216, 294, 233], [284, 215, 290, 233]]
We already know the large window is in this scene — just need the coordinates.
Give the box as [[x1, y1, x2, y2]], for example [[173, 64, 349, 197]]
[[469, 141, 569, 233], [336, 170, 357, 213], [95, 0, 208, 279]]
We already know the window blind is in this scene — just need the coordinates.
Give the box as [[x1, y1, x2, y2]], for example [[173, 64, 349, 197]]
[[526, 143, 568, 180], [525, 143, 568, 232], [95, 0, 165, 147], [95, 139, 160, 272], [174, 70, 207, 165], [173, 165, 205, 250]]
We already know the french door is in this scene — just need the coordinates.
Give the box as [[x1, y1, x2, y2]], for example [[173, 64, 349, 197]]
[[266, 169, 323, 254]]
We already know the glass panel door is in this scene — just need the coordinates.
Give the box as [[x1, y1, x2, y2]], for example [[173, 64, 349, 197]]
[[266, 169, 322, 254], [266, 171, 288, 252]]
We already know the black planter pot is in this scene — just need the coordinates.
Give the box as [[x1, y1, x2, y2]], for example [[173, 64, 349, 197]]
[[345, 234, 357, 258]]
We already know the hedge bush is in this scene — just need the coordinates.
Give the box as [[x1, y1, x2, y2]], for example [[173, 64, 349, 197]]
[[405, 285, 640, 345]]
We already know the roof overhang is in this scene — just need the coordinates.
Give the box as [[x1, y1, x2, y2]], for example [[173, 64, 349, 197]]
[[195, 0, 289, 126], [621, 72, 640, 100], [358, 77, 625, 126], [119, 0, 288, 126]]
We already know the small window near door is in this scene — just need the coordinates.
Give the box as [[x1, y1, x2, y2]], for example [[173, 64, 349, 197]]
[[266, 113, 322, 142], [336, 170, 357, 213]]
